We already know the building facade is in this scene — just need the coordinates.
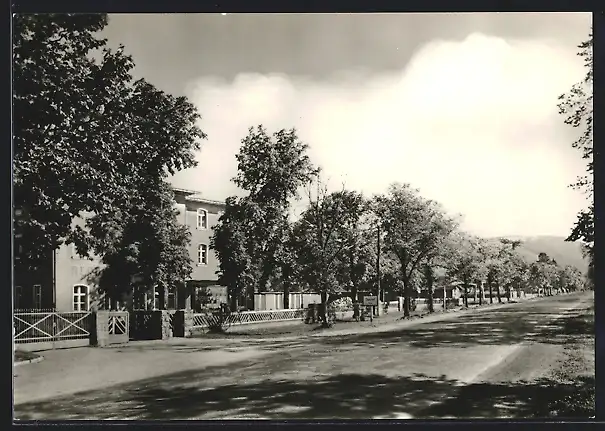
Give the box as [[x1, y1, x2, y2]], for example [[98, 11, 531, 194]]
[[173, 188, 226, 311], [13, 187, 226, 312]]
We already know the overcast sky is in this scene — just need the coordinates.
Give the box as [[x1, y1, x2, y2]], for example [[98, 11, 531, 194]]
[[102, 13, 592, 238]]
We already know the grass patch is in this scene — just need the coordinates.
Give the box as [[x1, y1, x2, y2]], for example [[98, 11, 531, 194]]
[[544, 302, 594, 418], [15, 350, 41, 363], [547, 377, 595, 418]]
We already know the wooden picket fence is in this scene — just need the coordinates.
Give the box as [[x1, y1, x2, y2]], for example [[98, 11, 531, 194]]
[[192, 308, 306, 330]]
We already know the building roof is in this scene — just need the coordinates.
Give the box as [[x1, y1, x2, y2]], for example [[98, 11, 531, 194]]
[[172, 187, 225, 206], [172, 187, 199, 196], [185, 194, 225, 206]]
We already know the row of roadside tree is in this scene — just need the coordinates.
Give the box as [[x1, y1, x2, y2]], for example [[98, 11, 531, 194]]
[[211, 126, 589, 326]]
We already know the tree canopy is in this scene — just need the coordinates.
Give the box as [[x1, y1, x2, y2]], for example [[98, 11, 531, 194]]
[[13, 14, 204, 302], [211, 126, 318, 309], [291, 184, 368, 302], [372, 183, 458, 317], [558, 30, 593, 278]]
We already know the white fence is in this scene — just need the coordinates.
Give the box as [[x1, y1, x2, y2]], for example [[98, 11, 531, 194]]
[[192, 308, 306, 330], [253, 293, 321, 311], [14, 310, 92, 344]]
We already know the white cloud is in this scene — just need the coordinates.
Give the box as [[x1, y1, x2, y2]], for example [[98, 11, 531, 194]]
[[171, 32, 589, 238]]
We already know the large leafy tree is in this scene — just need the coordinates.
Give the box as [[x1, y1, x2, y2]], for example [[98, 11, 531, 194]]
[[352, 227, 401, 304], [291, 184, 367, 325], [212, 197, 291, 310], [373, 183, 457, 318], [90, 183, 194, 306], [13, 14, 204, 302], [327, 192, 377, 311], [558, 264, 584, 292], [479, 239, 524, 304], [445, 232, 485, 308], [212, 126, 318, 310], [528, 252, 561, 296], [503, 249, 529, 300], [497, 238, 524, 301], [558, 31, 593, 277]]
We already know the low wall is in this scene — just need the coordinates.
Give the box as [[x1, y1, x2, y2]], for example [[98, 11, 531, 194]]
[[16, 338, 89, 352]]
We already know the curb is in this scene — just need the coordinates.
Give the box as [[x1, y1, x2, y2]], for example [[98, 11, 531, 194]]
[[14, 356, 44, 367]]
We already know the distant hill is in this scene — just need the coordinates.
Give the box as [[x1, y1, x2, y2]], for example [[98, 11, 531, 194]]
[[492, 235, 588, 274]]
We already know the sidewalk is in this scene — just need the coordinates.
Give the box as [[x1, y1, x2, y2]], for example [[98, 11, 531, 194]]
[[14, 342, 271, 405]]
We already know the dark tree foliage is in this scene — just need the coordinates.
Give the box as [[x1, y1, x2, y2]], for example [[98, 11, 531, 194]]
[[212, 126, 318, 310], [13, 14, 205, 301], [558, 31, 593, 278]]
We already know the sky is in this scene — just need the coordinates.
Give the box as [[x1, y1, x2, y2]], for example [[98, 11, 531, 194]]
[[102, 13, 592, 238]]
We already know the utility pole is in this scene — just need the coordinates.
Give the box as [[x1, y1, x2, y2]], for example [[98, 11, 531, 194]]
[[376, 223, 381, 317]]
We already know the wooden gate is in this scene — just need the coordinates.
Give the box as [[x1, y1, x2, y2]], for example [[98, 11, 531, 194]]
[[107, 311, 129, 344], [14, 310, 92, 351]]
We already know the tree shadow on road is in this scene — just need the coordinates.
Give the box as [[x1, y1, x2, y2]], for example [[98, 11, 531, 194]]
[[319, 302, 594, 349], [14, 367, 594, 421]]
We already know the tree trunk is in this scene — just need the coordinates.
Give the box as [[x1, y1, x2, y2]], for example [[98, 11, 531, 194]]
[[403, 279, 410, 318], [351, 283, 359, 319], [245, 281, 256, 311], [496, 283, 502, 303], [478, 281, 483, 306], [229, 288, 238, 312], [349, 248, 359, 318], [320, 290, 330, 327], [463, 276, 469, 308], [424, 264, 434, 313], [283, 281, 290, 309], [463, 286, 468, 308]]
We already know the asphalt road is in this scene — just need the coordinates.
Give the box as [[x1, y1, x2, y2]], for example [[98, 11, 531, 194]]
[[14, 292, 594, 420]]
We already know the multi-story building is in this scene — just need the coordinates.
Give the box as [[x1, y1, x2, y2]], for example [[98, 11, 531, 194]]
[[13, 187, 226, 312], [173, 188, 227, 311]]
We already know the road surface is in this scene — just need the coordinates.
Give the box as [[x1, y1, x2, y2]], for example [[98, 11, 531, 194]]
[[13, 292, 594, 420]]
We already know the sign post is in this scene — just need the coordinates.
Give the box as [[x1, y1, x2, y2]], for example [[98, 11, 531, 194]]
[[363, 296, 378, 322]]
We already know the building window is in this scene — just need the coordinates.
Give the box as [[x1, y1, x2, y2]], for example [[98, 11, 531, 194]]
[[73, 285, 89, 311], [14, 285, 22, 310], [33, 284, 42, 309], [197, 208, 208, 230], [198, 244, 209, 265]]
